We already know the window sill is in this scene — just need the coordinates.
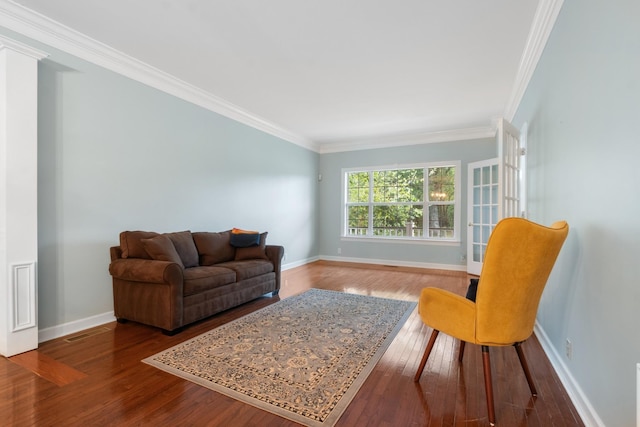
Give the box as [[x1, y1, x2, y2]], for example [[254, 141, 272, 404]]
[[340, 236, 461, 246]]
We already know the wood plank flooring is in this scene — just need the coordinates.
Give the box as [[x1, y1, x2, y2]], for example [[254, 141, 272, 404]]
[[1, 261, 584, 426]]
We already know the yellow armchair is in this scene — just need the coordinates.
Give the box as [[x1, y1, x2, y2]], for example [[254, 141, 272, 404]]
[[414, 217, 569, 426]]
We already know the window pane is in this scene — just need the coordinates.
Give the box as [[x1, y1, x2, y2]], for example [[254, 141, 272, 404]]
[[373, 169, 423, 203], [428, 167, 455, 201], [347, 206, 368, 236], [410, 211, 424, 237], [400, 168, 424, 202], [428, 204, 454, 238], [347, 172, 369, 203], [372, 205, 422, 237]]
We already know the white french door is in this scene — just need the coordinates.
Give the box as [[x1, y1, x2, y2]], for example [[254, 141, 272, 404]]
[[466, 158, 500, 275], [466, 119, 523, 275], [498, 118, 523, 218]]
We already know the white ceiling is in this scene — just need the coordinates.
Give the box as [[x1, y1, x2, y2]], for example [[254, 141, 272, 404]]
[[7, 0, 542, 151]]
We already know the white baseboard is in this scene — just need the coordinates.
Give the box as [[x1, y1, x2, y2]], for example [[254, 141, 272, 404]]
[[319, 255, 467, 272], [38, 311, 116, 343], [534, 322, 605, 427], [282, 256, 320, 271]]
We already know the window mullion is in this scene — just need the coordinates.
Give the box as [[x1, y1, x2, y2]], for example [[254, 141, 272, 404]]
[[368, 171, 374, 236], [424, 167, 429, 239]]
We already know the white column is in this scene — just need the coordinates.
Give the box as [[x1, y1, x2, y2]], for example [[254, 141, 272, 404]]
[[0, 37, 47, 357]]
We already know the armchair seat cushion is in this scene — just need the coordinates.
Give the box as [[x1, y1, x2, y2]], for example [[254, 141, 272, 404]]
[[183, 266, 237, 296], [419, 287, 477, 343]]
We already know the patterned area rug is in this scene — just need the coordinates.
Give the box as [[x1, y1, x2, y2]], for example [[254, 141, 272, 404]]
[[143, 288, 416, 426]]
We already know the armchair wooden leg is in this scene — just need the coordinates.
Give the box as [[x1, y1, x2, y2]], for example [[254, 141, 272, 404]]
[[514, 342, 538, 396], [414, 329, 439, 382], [458, 340, 466, 362], [481, 346, 496, 426]]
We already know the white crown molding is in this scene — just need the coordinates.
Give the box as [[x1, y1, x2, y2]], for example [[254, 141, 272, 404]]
[[503, 0, 565, 121], [318, 126, 496, 154], [0, 0, 318, 152], [0, 34, 47, 59]]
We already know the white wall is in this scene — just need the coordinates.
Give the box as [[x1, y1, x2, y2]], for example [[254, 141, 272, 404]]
[[512, 0, 640, 425]]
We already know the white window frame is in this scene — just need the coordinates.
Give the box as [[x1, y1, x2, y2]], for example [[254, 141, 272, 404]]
[[341, 161, 461, 244]]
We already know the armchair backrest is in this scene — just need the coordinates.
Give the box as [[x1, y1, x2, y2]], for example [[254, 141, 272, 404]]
[[475, 218, 569, 345]]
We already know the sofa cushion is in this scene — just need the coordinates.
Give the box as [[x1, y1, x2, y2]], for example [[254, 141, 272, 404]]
[[217, 259, 274, 281], [165, 231, 199, 268], [193, 231, 235, 265], [141, 234, 184, 268], [120, 230, 159, 259], [235, 232, 269, 261], [183, 266, 237, 296]]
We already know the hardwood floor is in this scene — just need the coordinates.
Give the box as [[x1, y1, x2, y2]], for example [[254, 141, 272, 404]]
[[1, 261, 584, 426]]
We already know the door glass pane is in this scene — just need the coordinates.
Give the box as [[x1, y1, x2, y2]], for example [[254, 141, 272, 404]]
[[491, 184, 498, 203], [491, 164, 499, 183], [482, 185, 490, 203], [482, 166, 490, 185], [491, 206, 499, 223], [482, 206, 489, 223], [473, 243, 482, 262], [482, 226, 491, 244]]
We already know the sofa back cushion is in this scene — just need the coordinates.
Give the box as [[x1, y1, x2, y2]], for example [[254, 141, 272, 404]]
[[192, 230, 236, 265], [120, 230, 160, 259], [141, 234, 184, 268], [165, 231, 199, 268], [235, 232, 269, 261]]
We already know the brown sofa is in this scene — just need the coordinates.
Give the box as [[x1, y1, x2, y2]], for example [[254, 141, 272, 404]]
[[108, 229, 284, 334]]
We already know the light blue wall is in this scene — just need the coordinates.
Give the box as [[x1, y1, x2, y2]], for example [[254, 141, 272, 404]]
[[512, 0, 640, 425], [319, 139, 495, 267], [0, 30, 320, 330]]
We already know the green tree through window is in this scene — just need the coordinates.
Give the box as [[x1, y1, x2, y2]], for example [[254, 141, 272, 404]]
[[344, 165, 457, 239]]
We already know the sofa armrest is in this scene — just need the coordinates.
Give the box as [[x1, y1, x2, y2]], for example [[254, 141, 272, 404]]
[[109, 258, 185, 332], [110, 246, 122, 262], [109, 258, 183, 285], [265, 245, 284, 267], [265, 245, 285, 291]]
